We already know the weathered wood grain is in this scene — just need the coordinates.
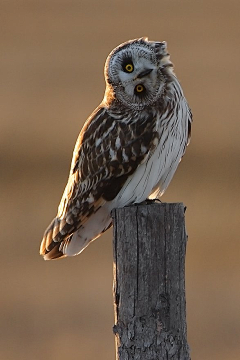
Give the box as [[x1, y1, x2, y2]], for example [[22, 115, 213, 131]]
[[112, 203, 190, 360]]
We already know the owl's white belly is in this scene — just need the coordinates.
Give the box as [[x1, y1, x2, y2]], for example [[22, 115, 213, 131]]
[[109, 134, 184, 210]]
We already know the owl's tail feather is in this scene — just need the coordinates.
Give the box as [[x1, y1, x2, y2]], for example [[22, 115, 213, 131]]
[[42, 243, 66, 260], [40, 217, 73, 260], [40, 205, 112, 260]]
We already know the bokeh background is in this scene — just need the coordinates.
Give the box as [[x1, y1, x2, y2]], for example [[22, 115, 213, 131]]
[[1, 1, 240, 359]]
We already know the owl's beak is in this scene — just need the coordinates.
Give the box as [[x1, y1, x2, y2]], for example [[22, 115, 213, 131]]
[[137, 68, 153, 79]]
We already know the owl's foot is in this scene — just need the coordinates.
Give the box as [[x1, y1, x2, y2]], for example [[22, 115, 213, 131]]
[[138, 198, 161, 205], [125, 198, 161, 208]]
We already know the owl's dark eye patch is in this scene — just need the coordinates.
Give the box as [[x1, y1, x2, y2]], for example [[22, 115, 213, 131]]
[[134, 84, 146, 96], [122, 58, 134, 73]]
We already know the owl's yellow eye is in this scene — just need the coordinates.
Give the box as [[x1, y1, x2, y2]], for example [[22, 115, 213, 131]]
[[135, 84, 145, 93], [125, 63, 134, 73]]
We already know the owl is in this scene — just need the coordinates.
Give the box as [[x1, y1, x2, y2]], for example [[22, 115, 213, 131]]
[[40, 37, 192, 260]]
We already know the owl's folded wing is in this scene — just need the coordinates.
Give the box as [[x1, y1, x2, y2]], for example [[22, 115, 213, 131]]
[[40, 105, 159, 256], [59, 105, 159, 222]]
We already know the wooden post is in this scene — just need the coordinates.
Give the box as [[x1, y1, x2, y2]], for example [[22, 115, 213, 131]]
[[111, 202, 190, 360]]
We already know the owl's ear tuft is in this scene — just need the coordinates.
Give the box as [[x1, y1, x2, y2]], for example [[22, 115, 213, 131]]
[[136, 37, 148, 44]]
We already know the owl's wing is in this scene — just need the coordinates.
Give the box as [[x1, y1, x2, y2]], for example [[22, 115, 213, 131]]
[[40, 105, 159, 257], [187, 107, 192, 146]]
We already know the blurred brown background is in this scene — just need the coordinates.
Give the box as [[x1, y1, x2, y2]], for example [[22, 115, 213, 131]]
[[1, 1, 240, 359]]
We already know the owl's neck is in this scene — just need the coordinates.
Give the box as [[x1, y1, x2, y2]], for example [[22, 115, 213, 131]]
[[102, 84, 116, 107]]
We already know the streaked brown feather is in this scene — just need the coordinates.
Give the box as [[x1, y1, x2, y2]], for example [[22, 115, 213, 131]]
[[40, 105, 160, 258]]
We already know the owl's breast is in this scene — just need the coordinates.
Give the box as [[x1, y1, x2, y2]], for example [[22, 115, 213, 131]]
[[109, 99, 189, 208]]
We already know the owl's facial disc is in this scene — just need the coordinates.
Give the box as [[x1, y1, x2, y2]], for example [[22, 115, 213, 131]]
[[103, 38, 173, 109], [116, 54, 162, 108], [105, 40, 168, 109]]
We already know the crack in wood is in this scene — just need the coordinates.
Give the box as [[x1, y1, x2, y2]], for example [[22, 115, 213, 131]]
[[112, 203, 191, 360]]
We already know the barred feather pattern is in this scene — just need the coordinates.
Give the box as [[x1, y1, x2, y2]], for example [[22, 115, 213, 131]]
[[40, 38, 192, 260]]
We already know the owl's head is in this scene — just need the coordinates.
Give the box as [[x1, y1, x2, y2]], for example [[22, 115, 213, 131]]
[[103, 37, 174, 110]]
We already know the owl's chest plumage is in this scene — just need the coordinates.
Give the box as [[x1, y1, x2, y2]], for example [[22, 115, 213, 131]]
[[108, 88, 190, 209]]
